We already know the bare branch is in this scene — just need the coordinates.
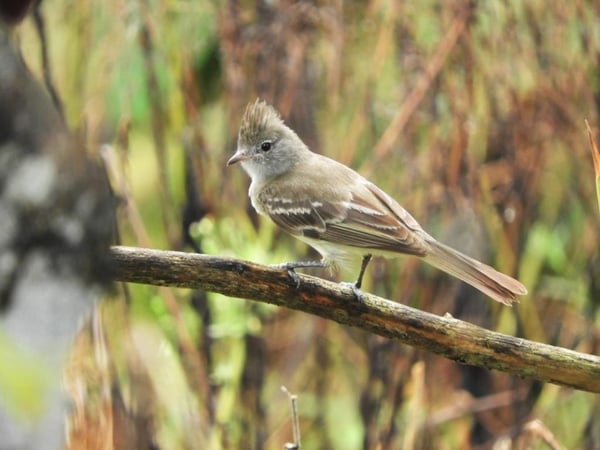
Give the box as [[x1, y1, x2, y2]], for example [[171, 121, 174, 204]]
[[109, 246, 600, 393]]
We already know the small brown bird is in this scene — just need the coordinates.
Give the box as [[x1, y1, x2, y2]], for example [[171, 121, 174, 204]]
[[227, 100, 527, 305]]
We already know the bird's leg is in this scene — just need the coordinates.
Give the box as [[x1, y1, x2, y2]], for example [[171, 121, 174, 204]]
[[341, 254, 372, 300], [270, 260, 327, 288], [355, 254, 372, 289]]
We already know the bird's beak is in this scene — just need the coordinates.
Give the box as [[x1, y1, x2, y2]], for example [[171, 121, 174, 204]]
[[227, 150, 253, 166]]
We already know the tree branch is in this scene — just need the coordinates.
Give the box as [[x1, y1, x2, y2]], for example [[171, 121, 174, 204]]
[[109, 245, 600, 393]]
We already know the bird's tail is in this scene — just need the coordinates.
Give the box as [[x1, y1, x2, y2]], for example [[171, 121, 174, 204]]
[[423, 239, 527, 306]]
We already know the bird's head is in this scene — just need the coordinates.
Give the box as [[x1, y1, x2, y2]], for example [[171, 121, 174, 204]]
[[227, 99, 308, 181]]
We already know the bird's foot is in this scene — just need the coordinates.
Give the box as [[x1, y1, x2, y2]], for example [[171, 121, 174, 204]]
[[270, 261, 326, 288], [339, 281, 366, 302], [339, 254, 372, 301]]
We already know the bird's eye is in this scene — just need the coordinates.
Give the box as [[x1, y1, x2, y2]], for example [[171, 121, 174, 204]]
[[260, 141, 272, 152]]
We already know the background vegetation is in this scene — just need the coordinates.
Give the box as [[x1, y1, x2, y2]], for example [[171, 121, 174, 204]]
[[16, 0, 600, 448]]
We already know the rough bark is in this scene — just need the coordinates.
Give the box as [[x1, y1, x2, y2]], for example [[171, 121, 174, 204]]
[[110, 246, 600, 394]]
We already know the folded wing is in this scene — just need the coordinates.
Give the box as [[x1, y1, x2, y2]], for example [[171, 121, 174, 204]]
[[258, 179, 429, 256]]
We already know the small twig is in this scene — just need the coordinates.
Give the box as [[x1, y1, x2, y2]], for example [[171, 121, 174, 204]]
[[518, 419, 563, 450], [281, 386, 301, 449], [424, 388, 528, 428]]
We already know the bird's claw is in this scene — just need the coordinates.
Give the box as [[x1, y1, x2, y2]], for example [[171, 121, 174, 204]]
[[286, 268, 301, 288], [270, 261, 326, 288], [270, 263, 302, 288], [340, 281, 366, 302]]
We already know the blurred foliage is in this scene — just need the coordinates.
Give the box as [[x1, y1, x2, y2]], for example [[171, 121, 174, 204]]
[[0, 330, 53, 419], [587, 122, 600, 215], [14, 0, 600, 448]]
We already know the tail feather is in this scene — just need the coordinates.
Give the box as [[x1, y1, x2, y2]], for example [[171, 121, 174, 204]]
[[423, 240, 527, 306]]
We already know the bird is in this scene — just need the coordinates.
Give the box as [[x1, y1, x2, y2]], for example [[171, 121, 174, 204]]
[[227, 99, 527, 305]]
